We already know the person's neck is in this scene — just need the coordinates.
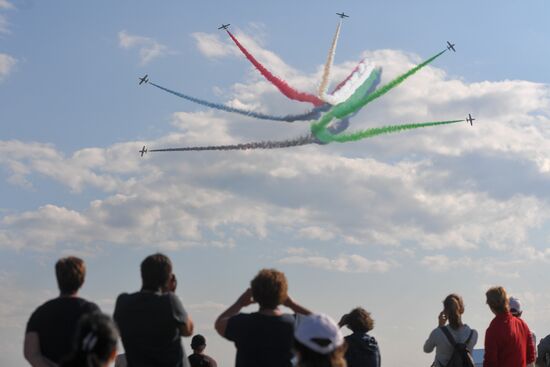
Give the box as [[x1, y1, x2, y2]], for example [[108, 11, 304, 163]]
[[141, 287, 162, 293], [259, 307, 282, 316], [59, 292, 78, 298]]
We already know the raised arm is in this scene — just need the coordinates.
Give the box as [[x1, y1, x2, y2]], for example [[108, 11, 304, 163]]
[[215, 288, 255, 337], [283, 295, 311, 316]]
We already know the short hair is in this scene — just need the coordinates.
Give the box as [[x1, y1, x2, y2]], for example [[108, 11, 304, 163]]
[[250, 268, 288, 309], [55, 257, 86, 294], [486, 286, 509, 314], [141, 253, 172, 291], [345, 307, 374, 333]]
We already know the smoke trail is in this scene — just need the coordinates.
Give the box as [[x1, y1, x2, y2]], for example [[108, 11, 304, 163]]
[[324, 63, 381, 106], [315, 119, 463, 143], [226, 30, 325, 106], [318, 20, 342, 99], [311, 49, 448, 137], [149, 135, 315, 152], [148, 119, 461, 152], [149, 82, 329, 122]]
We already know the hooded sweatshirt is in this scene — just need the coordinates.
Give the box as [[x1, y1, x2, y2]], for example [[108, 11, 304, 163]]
[[344, 332, 381, 367]]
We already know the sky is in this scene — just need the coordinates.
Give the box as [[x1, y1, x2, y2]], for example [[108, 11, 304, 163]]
[[1, 0, 550, 366]]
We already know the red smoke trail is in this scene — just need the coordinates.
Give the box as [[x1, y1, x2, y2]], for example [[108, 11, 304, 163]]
[[226, 30, 324, 107]]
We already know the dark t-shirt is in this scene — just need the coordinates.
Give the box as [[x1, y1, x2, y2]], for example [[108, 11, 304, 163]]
[[188, 353, 212, 367], [26, 297, 100, 363], [225, 312, 295, 367], [114, 291, 190, 367]]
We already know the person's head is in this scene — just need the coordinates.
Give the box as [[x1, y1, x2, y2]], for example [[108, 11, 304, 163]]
[[340, 307, 374, 333], [509, 297, 523, 317], [250, 268, 288, 310], [61, 313, 118, 367], [191, 334, 206, 353], [56, 256, 86, 295], [140, 253, 173, 292], [486, 286, 509, 315], [294, 314, 346, 367], [443, 294, 465, 330]]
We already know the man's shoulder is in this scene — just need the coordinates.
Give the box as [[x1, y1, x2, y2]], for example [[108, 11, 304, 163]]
[[34, 297, 98, 313]]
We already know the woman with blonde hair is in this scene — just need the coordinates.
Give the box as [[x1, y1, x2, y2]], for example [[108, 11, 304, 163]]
[[424, 294, 478, 366]]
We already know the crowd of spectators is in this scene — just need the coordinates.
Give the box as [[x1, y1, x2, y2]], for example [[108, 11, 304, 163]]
[[22, 254, 550, 367]]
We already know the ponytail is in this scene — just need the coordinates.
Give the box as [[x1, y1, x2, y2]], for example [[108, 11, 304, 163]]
[[61, 313, 118, 367], [443, 294, 464, 330]]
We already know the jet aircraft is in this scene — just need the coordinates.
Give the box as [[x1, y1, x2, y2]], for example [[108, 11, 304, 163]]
[[466, 114, 475, 126], [446, 41, 456, 52], [218, 24, 230, 30], [336, 12, 349, 19], [139, 146, 148, 157], [138, 74, 149, 85]]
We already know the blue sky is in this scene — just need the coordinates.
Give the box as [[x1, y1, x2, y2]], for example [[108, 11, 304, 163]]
[[1, 1, 550, 366]]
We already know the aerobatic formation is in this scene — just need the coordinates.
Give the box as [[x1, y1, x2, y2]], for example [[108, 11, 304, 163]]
[[138, 14, 473, 154]]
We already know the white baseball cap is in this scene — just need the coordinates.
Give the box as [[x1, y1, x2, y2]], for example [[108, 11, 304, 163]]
[[294, 314, 344, 355], [509, 297, 522, 315]]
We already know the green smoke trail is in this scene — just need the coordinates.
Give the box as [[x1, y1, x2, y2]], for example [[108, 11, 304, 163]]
[[311, 49, 447, 138], [314, 119, 463, 143]]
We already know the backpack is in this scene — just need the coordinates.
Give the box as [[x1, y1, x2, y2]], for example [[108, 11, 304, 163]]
[[439, 326, 475, 367]]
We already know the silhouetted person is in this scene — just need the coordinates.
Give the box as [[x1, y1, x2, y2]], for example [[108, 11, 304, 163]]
[[536, 335, 550, 367], [215, 268, 311, 367], [424, 294, 477, 366], [60, 312, 118, 367], [484, 286, 535, 367], [188, 335, 217, 367], [114, 253, 194, 367], [339, 307, 381, 367], [24, 256, 100, 366]]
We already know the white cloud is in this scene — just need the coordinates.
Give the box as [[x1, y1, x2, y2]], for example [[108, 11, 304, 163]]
[[118, 30, 168, 65], [279, 254, 395, 273], [191, 32, 239, 58], [0, 14, 9, 34], [0, 0, 14, 9], [0, 53, 16, 80], [0, 46, 550, 277]]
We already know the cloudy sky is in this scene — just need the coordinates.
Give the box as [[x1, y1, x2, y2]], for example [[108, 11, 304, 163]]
[[1, 1, 550, 366]]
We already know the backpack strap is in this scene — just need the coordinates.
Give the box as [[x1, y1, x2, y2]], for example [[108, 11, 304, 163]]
[[439, 326, 457, 347], [464, 329, 474, 346]]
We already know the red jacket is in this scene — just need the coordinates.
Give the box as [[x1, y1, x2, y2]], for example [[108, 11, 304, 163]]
[[484, 312, 535, 367]]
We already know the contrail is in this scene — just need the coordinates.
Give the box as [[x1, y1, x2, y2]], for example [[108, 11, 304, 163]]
[[318, 20, 342, 99], [149, 135, 315, 152], [312, 49, 448, 139], [315, 119, 464, 143], [147, 119, 461, 152], [324, 63, 381, 106], [149, 82, 329, 122], [226, 30, 325, 106]]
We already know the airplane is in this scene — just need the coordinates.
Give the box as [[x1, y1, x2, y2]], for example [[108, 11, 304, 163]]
[[446, 41, 456, 52], [138, 74, 149, 85], [336, 12, 349, 19], [218, 24, 230, 30], [466, 114, 475, 126], [139, 145, 148, 157]]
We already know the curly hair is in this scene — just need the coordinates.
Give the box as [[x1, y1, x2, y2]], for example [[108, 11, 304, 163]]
[[56, 257, 86, 295], [486, 286, 509, 314], [344, 307, 374, 333], [250, 268, 288, 309]]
